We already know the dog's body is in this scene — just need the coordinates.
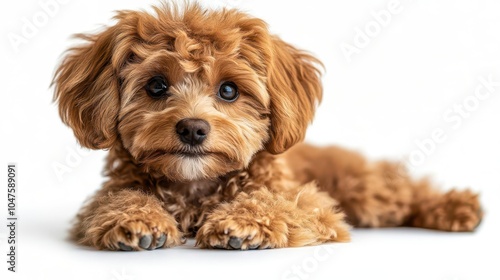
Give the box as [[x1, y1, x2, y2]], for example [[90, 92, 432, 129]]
[[54, 3, 482, 251]]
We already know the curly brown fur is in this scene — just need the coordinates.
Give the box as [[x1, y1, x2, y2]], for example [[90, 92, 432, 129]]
[[53, 3, 482, 251], [285, 144, 483, 231]]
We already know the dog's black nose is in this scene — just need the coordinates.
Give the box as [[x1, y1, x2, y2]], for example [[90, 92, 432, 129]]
[[175, 118, 210, 146]]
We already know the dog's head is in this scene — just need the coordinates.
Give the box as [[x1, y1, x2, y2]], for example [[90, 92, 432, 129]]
[[53, 3, 322, 181]]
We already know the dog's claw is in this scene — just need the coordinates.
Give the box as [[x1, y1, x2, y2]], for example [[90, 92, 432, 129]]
[[118, 242, 133, 251], [118, 234, 161, 251], [229, 236, 243, 249], [139, 235, 153, 249], [248, 244, 259, 250], [155, 234, 166, 248]]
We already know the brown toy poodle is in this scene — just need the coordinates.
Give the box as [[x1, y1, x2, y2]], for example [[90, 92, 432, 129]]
[[53, 3, 482, 251]]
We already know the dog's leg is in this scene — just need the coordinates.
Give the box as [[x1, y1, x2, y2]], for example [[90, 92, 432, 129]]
[[71, 188, 183, 250], [284, 144, 483, 231], [195, 182, 350, 249], [408, 185, 483, 232], [327, 160, 483, 231], [327, 161, 415, 228]]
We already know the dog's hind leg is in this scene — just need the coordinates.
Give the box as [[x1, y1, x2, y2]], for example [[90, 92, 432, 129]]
[[284, 144, 483, 231], [330, 160, 483, 231]]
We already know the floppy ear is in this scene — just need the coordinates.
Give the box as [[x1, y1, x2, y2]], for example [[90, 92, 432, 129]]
[[265, 37, 323, 154], [53, 25, 122, 149]]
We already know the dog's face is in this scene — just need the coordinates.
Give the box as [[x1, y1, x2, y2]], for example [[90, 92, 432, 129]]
[[54, 4, 322, 181]]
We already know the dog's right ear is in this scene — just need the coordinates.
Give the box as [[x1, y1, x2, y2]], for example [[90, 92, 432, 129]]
[[53, 21, 125, 149]]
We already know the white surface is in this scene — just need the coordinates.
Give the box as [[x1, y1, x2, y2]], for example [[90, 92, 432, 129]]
[[1, 0, 500, 279]]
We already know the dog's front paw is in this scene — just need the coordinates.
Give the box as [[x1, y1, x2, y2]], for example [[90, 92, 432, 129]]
[[80, 194, 183, 251], [195, 187, 351, 249], [99, 217, 183, 251], [195, 214, 287, 250], [195, 190, 293, 250]]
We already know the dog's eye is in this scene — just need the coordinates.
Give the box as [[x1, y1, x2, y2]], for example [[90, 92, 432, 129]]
[[146, 76, 169, 99], [217, 82, 239, 102]]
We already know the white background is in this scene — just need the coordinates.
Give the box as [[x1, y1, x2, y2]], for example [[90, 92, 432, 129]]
[[1, 0, 500, 279]]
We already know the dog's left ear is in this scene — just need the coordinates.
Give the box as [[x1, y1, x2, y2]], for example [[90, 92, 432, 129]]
[[264, 37, 323, 154]]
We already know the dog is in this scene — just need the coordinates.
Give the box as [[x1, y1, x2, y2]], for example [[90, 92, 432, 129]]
[[53, 3, 483, 251]]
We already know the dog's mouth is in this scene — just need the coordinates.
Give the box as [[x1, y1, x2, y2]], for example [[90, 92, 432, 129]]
[[174, 151, 212, 158], [138, 149, 224, 162]]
